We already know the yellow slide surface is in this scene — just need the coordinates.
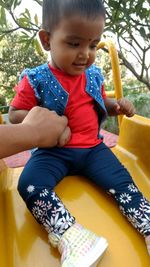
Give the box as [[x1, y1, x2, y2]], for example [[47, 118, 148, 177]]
[[0, 114, 150, 267], [0, 41, 149, 266]]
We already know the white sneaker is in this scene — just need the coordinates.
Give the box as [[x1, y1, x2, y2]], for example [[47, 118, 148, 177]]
[[49, 223, 108, 267]]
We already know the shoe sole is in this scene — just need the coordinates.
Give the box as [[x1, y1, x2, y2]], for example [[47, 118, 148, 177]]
[[77, 237, 108, 267]]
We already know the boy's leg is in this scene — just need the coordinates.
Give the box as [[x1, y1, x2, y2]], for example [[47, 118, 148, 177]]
[[83, 143, 150, 244], [18, 148, 75, 237], [18, 147, 108, 266]]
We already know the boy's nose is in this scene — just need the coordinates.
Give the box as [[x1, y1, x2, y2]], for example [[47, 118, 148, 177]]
[[78, 49, 89, 60]]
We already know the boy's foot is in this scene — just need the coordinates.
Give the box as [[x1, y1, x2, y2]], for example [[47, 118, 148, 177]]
[[145, 235, 150, 256], [49, 223, 108, 267]]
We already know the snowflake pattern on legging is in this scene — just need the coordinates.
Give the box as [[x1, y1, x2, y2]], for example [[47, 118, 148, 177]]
[[26, 186, 75, 236], [108, 183, 150, 236]]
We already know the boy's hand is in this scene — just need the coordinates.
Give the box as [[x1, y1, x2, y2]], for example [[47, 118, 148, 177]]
[[115, 98, 135, 117], [104, 97, 135, 117]]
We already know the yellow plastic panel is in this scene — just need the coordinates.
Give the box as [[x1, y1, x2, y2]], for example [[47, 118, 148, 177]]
[[0, 142, 150, 267], [115, 115, 150, 179]]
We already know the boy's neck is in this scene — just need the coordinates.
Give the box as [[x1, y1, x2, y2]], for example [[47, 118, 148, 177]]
[[48, 62, 83, 77]]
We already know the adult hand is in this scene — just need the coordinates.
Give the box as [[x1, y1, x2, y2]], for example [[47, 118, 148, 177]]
[[22, 107, 71, 147]]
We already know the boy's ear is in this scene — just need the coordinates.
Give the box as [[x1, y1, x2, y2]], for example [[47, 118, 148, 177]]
[[39, 29, 50, 51]]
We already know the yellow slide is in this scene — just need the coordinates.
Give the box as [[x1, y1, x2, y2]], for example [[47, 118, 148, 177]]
[[0, 41, 150, 267]]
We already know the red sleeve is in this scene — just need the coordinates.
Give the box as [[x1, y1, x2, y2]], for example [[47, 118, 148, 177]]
[[101, 84, 106, 99], [11, 75, 38, 110]]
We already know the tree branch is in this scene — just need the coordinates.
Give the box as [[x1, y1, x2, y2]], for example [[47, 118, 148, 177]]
[[33, 0, 42, 5], [9, 9, 39, 32], [120, 36, 142, 62], [130, 32, 143, 52], [1, 27, 20, 34], [141, 48, 146, 78], [118, 51, 150, 89]]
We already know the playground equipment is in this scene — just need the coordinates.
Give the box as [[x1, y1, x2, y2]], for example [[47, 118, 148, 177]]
[[0, 112, 3, 124], [0, 41, 150, 267]]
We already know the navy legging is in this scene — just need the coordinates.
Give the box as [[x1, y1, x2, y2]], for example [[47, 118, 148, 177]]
[[18, 143, 150, 237]]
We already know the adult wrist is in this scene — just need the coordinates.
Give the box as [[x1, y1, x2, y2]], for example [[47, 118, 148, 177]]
[[20, 123, 38, 148]]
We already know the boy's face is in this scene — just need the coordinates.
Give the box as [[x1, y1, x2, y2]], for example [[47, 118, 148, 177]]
[[39, 15, 105, 76]]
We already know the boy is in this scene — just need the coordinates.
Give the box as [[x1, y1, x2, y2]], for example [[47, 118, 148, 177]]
[[9, 1, 150, 266]]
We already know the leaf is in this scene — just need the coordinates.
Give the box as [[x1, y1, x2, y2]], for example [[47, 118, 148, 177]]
[[0, 7, 7, 26], [0, 0, 6, 8], [139, 27, 146, 38], [0, 34, 5, 41], [34, 38, 44, 56], [20, 8, 31, 21], [17, 34, 30, 43], [34, 14, 39, 25], [13, 0, 22, 10], [4, 0, 14, 10], [109, 0, 119, 9], [21, 31, 29, 36], [18, 17, 29, 27], [24, 8, 31, 19], [23, 39, 32, 50]]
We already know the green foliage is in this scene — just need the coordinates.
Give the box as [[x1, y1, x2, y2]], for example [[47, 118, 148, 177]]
[[102, 116, 119, 134], [0, 0, 149, 88], [0, 105, 9, 114], [104, 0, 149, 41], [0, 32, 48, 103], [95, 50, 112, 87], [103, 0, 150, 89], [124, 89, 150, 118], [0, 94, 6, 106], [0, 0, 40, 44]]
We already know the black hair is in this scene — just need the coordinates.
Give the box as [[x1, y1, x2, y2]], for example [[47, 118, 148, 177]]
[[42, 0, 105, 32]]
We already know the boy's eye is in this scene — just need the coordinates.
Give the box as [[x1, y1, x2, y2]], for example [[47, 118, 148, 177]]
[[67, 42, 80, 47], [90, 44, 97, 49]]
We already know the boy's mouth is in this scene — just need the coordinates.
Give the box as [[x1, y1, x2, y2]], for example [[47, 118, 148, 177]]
[[72, 63, 87, 68], [73, 62, 87, 66]]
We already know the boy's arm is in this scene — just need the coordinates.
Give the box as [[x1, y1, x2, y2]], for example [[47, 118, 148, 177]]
[[101, 86, 121, 116], [104, 97, 135, 117], [9, 106, 29, 124], [9, 75, 38, 124], [104, 97, 120, 116]]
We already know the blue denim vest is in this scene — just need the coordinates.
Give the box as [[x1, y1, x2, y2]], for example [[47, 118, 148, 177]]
[[20, 63, 107, 129]]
